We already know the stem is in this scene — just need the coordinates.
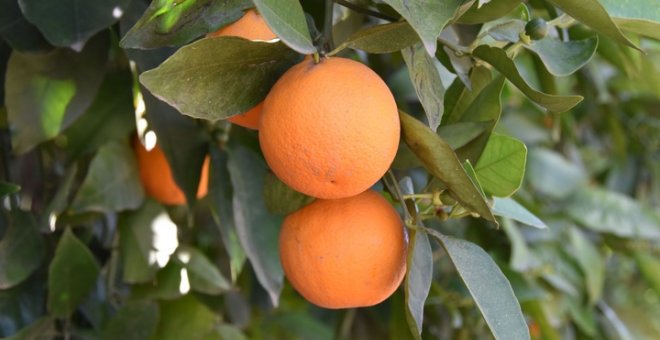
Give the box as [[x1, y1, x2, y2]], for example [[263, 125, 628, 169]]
[[334, 0, 398, 22], [402, 193, 435, 200], [321, 0, 335, 53]]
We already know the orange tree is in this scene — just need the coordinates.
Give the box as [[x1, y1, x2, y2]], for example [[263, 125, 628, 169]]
[[1, 0, 659, 339]]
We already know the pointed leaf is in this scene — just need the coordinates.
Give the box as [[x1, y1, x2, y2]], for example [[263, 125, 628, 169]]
[[335, 21, 419, 54], [472, 45, 583, 113], [0, 181, 20, 198], [0, 210, 44, 289], [457, 0, 521, 24], [140, 37, 300, 121], [602, 0, 660, 40], [569, 228, 604, 305], [264, 172, 313, 215], [437, 121, 492, 150], [154, 295, 220, 340], [102, 301, 159, 340], [174, 245, 231, 295], [501, 218, 540, 272], [526, 37, 598, 76], [474, 133, 527, 197], [252, 0, 315, 54], [402, 42, 445, 131], [492, 197, 547, 229], [404, 229, 432, 338]]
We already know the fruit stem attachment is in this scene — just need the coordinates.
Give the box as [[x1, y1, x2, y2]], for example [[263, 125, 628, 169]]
[[313, 52, 321, 64], [321, 0, 335, 54]]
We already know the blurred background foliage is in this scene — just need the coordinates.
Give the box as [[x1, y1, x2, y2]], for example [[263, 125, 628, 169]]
[[0, 0, 659, 339]]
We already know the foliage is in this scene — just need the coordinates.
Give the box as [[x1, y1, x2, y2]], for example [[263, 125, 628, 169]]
[[1, 0, 659, 339]]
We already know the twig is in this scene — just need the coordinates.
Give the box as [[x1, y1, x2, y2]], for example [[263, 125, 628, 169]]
[[334, 0, 398, 22], [322, 0, 335, 53]]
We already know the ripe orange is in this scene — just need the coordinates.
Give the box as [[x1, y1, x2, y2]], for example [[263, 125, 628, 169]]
[[207, 9, 277, 130], [259, 57, 400, 199], [133, 137, 209, 205], [279, 189, 407, 309]]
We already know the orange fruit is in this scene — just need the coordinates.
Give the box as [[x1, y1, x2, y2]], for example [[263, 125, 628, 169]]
[[134, 137, 209, 205], [279, 189, 407, 309], [259, 57, 400, 199], [207, 9, 277, 130]]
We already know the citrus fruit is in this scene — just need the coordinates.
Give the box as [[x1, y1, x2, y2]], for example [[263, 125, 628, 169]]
[[279, 189, 407, 309], [259, 57, 400, 199], [207, 9, 277, 130], [525, 18, 548, 40], [134, 137, 209, 205]]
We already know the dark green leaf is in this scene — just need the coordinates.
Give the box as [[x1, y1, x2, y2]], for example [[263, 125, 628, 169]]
[[437, 121, 492, 150], [132, 261, 185, 300], [492, 197, 547, 229], [70, 141, 144, 213], [443, 66, 493, 124], [120, 0, 252, 49], [154, 295, 220, 340], [3, 317, 55, 340], [569, 228, 604, 305], [102, 301, 159, 340], [214, 324, 248, 340], [0, 181, 19, 198], [0, 210, 44, 289], [526, 148, 587, 198], [402, 42, 445, 131], [399, 111, 496, 223], [0, 272, 46, 336], [252, 0, 315, 54], [334, 21, 419, 54], [427, 229, 529, 340], [0, 0, 51, 52], [48, 228, 100, 317], [457, 0, 521, 24], [474, 133, 527, 197], [39, 165, 77, 230], [526, 37, 599, 76], [472, 45, 583, 113], [264, 172, 313, 215], [546, 0, 642, 51], [227, 145, 283, 306], [381, 0, 465, 55], [140, 37, 300, 121], [5, 33, 108, 153], [404, 229, 432, 339], [175, 245, 231, 295]]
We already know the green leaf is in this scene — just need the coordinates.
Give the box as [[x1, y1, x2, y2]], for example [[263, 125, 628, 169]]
[[546, 0, 642, 51], [566, 187, 660, 240], [402, 42, 445, 131], [48, 228, 100, 317], [399, 111, 496, 223], [227, 145, 283, 306], [5, 33, 108, 153], [426, 229, 529, 340], [3, 317, 55, 340], [404, 229, 433, 339], [215, 324, 248, 340], [0, 0, 51, 52], [492, 197, 547, 229], [132, 261, 185, 300], [264, 172, 313, 215], [381, 0, 465, 55], [457, 0, 521, 24], [526, 148, 587, 198], [487, 20, 525, 43], [154, 295, 220, 340], [474, 133, 527, 197], [601, 0, 660, 40], [569, 228, 604, 305], [70, 141, 145, 213], [526, 37, 599, 76], [174, 245, 231, 295], [102, 301, 159, 340], [501, 218, 541, 272], [334, 21, 419, 54], [0, 181, 20, 198], [120, 0, 252, 49], [634, 251, 660, 295], [0, 210, 44, 289], [252, 0, 315, 54], [140, 37, 300, 121], [472, 45, 583, 113], [443, 66, 493, 124], [437, 121, 492, 150]]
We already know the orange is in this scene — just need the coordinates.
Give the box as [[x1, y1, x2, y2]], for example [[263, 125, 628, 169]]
[[259, 57, 400, 199], [207, 9, 277, 130], [279, 189, 407, 309], [133, 137, 209, 205]]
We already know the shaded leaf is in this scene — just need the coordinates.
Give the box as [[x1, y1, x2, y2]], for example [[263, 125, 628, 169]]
[[154, 295, 220, 340], [457, 0, 521, 24], [399, 111, 496, 223], [102, 301, 159, 340], [492, 197, 547, 229], [120, 0, 252, 49], [501, 218, 541, 272], [174, 245, 231, 295], [603, 0, 660, 40], [264, 172, 313, 215], [472, 45, 583, 113], [427, 229, 529, 340], [215, 324, 248, 340], [0, 181, 19, 198], [526, 37, 598, 76], [3, 317, 55, 340], [402, 42, 445, 131], [437, 121, 492, 150], [569, 228, 604, 305], [474, 133, 527, 197], [48, 228, 100, 317], [404, 229, 433, 339], [443, 66, 493, 124], [252, 0, 315, 54], [634, 251, 660, 295], [335, 21, 419, 54], [488, 20, 525, 43], [526, 148, 587, 198], [0, 210, 44, 289], [140, 37, 300, 121], [0, 0, 51, 52], [132, 261, 185, 300]]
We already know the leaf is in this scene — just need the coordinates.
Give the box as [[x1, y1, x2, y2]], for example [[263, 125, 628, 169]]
[[492, 197, 547, 229], [474, 133, 527, 197], [252, 0, 315, 54], [0, 0, 51, 52], [132, 261, 185, 300], [140, 37, 300, 121], [227, 145, 283, 306], [569, 228, 604, 305], [381, 0, 464, 55], [427, 229, 529, 340], [102, 301, 159, 340], [334, 21, 419, 54], [5, 33, 108, 153], [526, 148, 587, 198], [601, 0, 660, 40], [174, 245, 231, 295], [546, 0, 642, 52], [472, 45, 583, 113], [215, 324, 248, 340], [487, 20, 525, 43], [0, 210, 44, 289], [457, 0, 522, 24], [48, 228, 100, 317], [3, 317, 55, 340], [501, 218, 541, 272], [437, 121, 492, 150], [443, 66, 493, 124], [153, 295, 220, 340], [120, 0, 252, 49], [70, 141, 144, 213], [402, 42, 445, 131], [0, 181, 20, 198], [566, 187, 660, 240], [526, 37, 599, 76], [263, 172, 313, 215], [399, 111, 496, 223], [634, 251, 660, 295], [404, 229, 433, 339]]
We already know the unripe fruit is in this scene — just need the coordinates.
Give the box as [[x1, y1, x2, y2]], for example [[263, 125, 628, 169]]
[[525, 18, 548, 40]]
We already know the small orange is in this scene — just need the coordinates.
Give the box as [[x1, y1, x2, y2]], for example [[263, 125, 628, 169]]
[[134, 137, 209, 205], [279, 190, 407, 309], [259, 57, 400, 199], [207, 9, 277, 130]]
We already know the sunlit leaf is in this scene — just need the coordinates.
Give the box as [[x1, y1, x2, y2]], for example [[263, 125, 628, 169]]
[[0, 210, 44, 289], [526, 37, 599, 76], [474, 133, 527, 197], [334, 21, 419, 54], [402, 42, 445, 131], [492, 197, 547, 229], [252, 0, 315, 54]]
